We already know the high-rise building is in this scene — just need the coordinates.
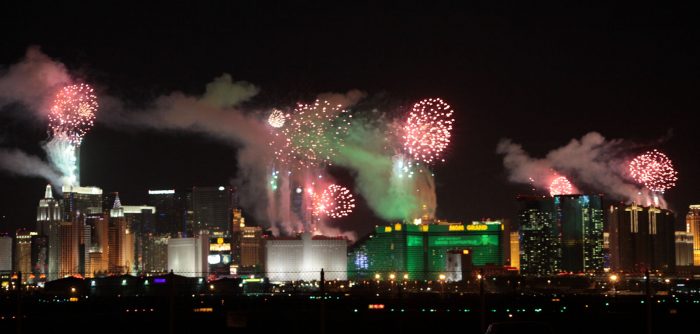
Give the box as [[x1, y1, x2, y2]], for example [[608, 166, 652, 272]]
[[109, 198, 134, 274], [14, 229, 34, 281], [267, 233, 347, 281], [167, 234, 209, 277], [348, 221, 503, 281], [142, 233, 169, 274], [120, 204, 155, 274], [36, 185, 61, 280], [517, 194, 604, 275], [509, 231, 520, 270], [518, 196, 558, 275], [675, 231, 694, 267], [231, 208, 244, 267], [31, 235, 48, 280], [85, 213, 109, 276], [148, 189, 192, 236], [240, 226, 264, 273], [0, 235, 12, 273], [192, 186, 234, 234], [609, 203, 676, 273], [61, 185, 103, 219], [687, 205, 700, 266], [58, 221, 80, 278]]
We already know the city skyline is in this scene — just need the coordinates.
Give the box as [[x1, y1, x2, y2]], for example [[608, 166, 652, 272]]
[[0, 3, 699, 241]]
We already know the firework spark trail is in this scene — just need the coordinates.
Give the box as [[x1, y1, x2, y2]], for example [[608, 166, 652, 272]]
[[403, 98, 454, 164], [629, 149, 678, 193], [48, 83, 98, 146], [267, 109, 286, 128], [549, 176, 574, 196], [270, 100, 351, 169], [313, 184, 356, 219]]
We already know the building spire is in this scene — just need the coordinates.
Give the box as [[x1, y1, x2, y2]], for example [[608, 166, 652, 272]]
[[113, 193, 122, 209], [44, 184, 53, 199]]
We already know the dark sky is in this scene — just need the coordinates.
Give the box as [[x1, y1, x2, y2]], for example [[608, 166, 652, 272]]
[[1, 2, 699, 238]]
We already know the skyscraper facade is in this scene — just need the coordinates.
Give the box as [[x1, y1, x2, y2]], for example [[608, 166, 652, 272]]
[[609, 203, 676, 273], [517, 194, 604, 275], [148, 189, 191, 236], [14, 229, 34, 281], [36, 185, 62, 280], [192, 186, 234, 234], [687, 205, 700, 266], [675, 231, 694, 267], [0, 235, 11, 273]]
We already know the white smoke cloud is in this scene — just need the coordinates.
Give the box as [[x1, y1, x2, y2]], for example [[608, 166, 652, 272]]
[[497, 131, 657, 205], [0, 148, 63, 187], [0, 46, 71, 116]]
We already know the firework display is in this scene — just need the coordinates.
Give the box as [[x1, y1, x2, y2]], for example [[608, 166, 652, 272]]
[[268, 109, 286, 128], [271, 100, 351, 168], [313, 184, 356, 219], [549, 176, 574, 196], [48, 83, 98, 146], [629, 149, 678, 193], [403, 98, 454, 164]]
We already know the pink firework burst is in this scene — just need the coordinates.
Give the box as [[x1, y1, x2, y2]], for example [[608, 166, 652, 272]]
[[313, 184, 356, 219], [549, 176, 574, 196], [403, 98, 454, 164], [48, 83, 98, 145], [629, 149, 678, 193]]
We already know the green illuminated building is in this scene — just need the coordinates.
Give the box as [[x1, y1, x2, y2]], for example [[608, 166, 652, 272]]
[[348, 222, 504, 280]]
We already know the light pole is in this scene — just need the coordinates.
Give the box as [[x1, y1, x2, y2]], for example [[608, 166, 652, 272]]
[[609, 274, 618, 297]]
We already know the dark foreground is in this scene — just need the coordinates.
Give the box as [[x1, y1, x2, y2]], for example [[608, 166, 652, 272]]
[[1, 292, 698, 334]]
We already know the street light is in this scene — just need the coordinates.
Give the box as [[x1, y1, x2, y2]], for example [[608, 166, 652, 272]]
[[609, 274, 619, 299]]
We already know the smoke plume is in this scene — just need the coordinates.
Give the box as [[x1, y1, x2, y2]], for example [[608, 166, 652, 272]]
[[497, 132, 657, 205], [0, 148, 63, 186], [0, 46, 71, 117]]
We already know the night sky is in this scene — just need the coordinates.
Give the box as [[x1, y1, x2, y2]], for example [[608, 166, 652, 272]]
[[1, 2, 698, 238]]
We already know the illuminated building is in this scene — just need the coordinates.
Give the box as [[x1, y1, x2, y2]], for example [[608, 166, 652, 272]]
[[688, 205, 700, 265], [122, 205, 155, 274], [0, 235, 11, 272], [58, 221, 80, 278], [266, 233, 347, 281], [14, 230, 35, 281], [509, 231, 520, 270], [31, 235, 48, 279], [348, 221, 503, 281], [109, 197, 134, 274], [192, 186, 234, 233], [61, 185, 103, 219], [85, 213, 109, 276], [167, 234, 209, 277], [609, 203, 676, 273], [240, 226, 264, 273], [36, 185, 61, 280], [209, 232, 232, 276], [675, 231, 694, 267], [142, 233, 169, 274], [231, 209, 243, 267], [517, 195, 604, 275]]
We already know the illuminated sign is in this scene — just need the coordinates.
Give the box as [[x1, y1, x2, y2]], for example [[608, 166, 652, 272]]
[[394, 223, 402, 231], [153, 278, 167, 284], [210, 243, 231, 251], [69, 297, 79, 302], [208, 254, 221, 264], [448, 225, 465, 231], [429, 235, 498, 247], [148, 190, 175, 195], [368, 304, 385, 310], [384, 226, 392, 232], [193, 307, 213, 313], [466, 225, 488, 231]]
